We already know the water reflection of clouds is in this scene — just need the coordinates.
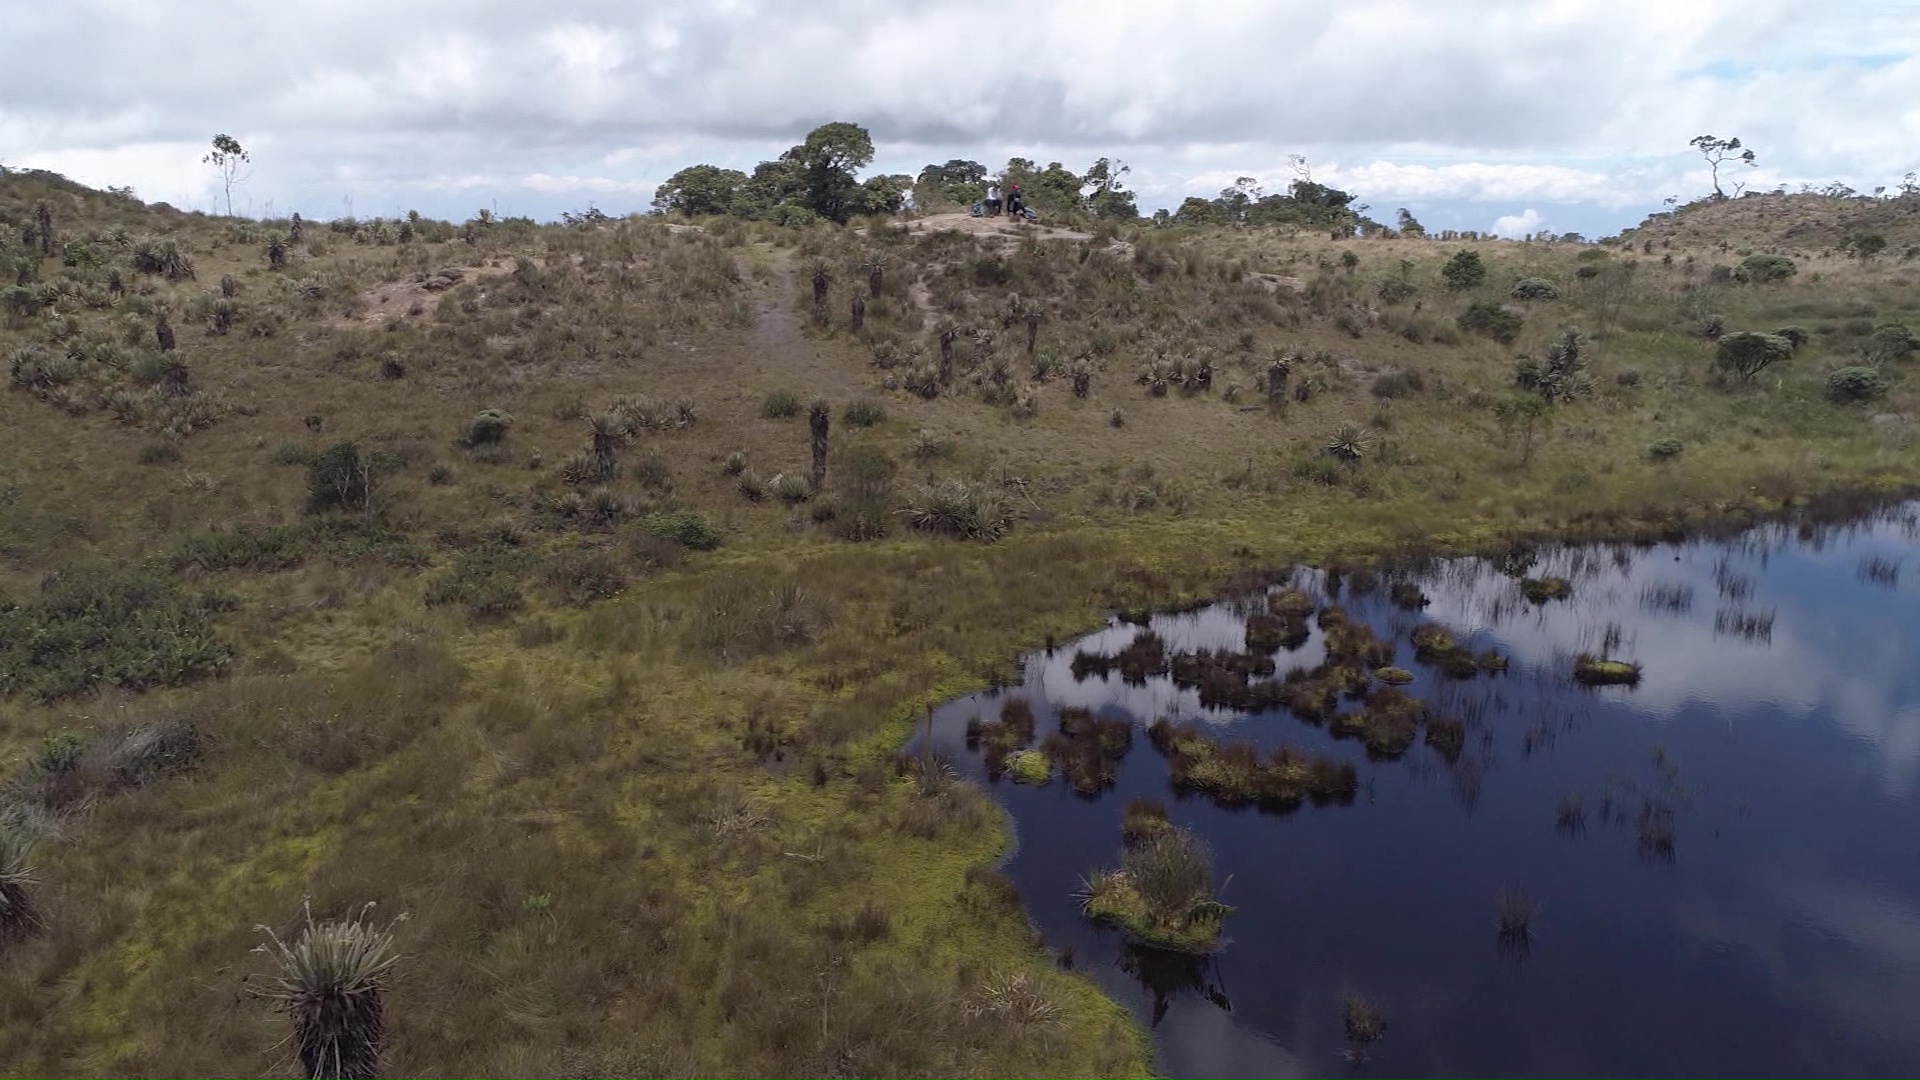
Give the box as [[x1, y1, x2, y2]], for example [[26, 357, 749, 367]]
[[1677, 863, 1920, 1055], [1147, 990, 1309, 1079], [1022, 607, 1323, 728], [1415, 532, 1920, 795]]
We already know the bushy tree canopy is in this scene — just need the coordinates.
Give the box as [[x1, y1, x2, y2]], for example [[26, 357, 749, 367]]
[[1714, 331, 1795, 382], [652, 165, 750, 216]]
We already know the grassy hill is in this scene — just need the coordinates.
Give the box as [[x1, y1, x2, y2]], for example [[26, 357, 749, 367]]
[[0, 166, 1916, 1076]]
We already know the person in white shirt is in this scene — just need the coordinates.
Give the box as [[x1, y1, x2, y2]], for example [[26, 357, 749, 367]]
[[985, 182, 1002, 216]]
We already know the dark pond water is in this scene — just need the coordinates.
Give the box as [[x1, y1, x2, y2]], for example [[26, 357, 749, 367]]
[[922, 504, 1920, 1078]]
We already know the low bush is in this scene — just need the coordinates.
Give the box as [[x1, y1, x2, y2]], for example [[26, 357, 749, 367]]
[[422, 544, 533, 619], [1458, 301, 1522, 344], [640, 510, 722, 551], [1441, 249, 1487, 290], [544, 548, 627, 606], [0, 564, 235, 702], [1825, 366, 1886, 403], [1646, 437, 1685, 460], [1510, 277, 1559, 301], [463, 408, 513, 447], [305, 442, 371, 513], [138, 442, 181, 465], [1868, 323, 1919, 363], [762, 391, 801, 419], [1714, 331, 1795, 382], [842, 398, 886, 428], [1735, 253, 1796, 283], [1370, 370, 1424, 399]]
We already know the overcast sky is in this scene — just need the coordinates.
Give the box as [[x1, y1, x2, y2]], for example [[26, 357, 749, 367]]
[[4, 0, 1917, 238]]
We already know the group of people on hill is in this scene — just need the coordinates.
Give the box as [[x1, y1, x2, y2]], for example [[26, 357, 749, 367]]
[[983, 181, 1024, 218]]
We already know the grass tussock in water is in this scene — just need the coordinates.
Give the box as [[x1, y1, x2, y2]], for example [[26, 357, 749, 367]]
[[1574, 655, 1644, 686], [1147, 718, 1358, 807], [1079, 827, 1232, 953]]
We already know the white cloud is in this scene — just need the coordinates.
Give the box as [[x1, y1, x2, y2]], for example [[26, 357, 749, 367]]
[[0, 0, 1915, 229], [1491, 207, 1546, 238], [519, 173, 655, 194]]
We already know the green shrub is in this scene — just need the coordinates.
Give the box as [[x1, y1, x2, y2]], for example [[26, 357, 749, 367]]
[[305, 442, 372, 513], [1646, 437, 1685, 460], [422, 544, 532, 619], [138, 442, 181, 465], [0, 564, 235, 702], [1735, 253, 1796, 283], [1510, 277, 1559, 301], [1369, 370, 1424, 398], [463, 408, 513, 447], [1458, 301, 1522, 344], [833, 446, 897, 541], [722, 451, 747, 476], [1868, 324, 1919, 363], [544, 549, 626, 606], [1773, 326, 1810, 351], [640, 510, 721, 551], [762, 391, 801, 419], [174, 523, 307, 571], [1824, 366, 1886, 403], [1714, 331, 1795, 382], [1441, 249, 1487, 290], [632, 454, 671, 490], [1376, 278, 1418, 305], [842, 398, 886, 428]]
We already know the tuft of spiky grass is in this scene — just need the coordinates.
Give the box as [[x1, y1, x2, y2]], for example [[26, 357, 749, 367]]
[[898, 480, 1009, 541], [772, 472, 814, 505], [761, 391, 800, 419], [254, 902, 404, 1080], [841, 398, 886, 428], [0, 824, 41, 942], [1496, 888, 1536, 936], [965, 972, 1061, 1028], [1323, 422, 1373, 462], [1344, 991, 1386, 1048]]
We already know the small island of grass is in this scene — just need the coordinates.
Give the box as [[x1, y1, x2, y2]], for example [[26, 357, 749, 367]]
[[1005, 748, 1051, 784], [1079, 826, 1232, 953], [1521, 576, 1573, 603], [1573, 655, 1643, 686]]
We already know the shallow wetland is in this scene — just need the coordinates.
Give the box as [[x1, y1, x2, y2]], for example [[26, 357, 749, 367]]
[[926, 503, 1920, 1077]]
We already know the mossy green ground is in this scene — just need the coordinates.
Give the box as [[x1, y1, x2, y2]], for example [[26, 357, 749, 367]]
[[1007, 748, 1052, 785], [1, 171, 1918, 1075]]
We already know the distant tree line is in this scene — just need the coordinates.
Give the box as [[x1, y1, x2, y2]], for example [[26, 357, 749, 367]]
[[651, 121, 1387, 234], [651, 121, 1150, 226]]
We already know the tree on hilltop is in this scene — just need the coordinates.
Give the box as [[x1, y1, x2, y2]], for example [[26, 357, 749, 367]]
[[784, 122, 876, 223], [1690, 135, 1756, 199], [203, 134, 250, 216]]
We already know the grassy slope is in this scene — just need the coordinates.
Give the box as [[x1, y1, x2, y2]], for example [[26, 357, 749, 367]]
[[0, 172, 1916, 1076]]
